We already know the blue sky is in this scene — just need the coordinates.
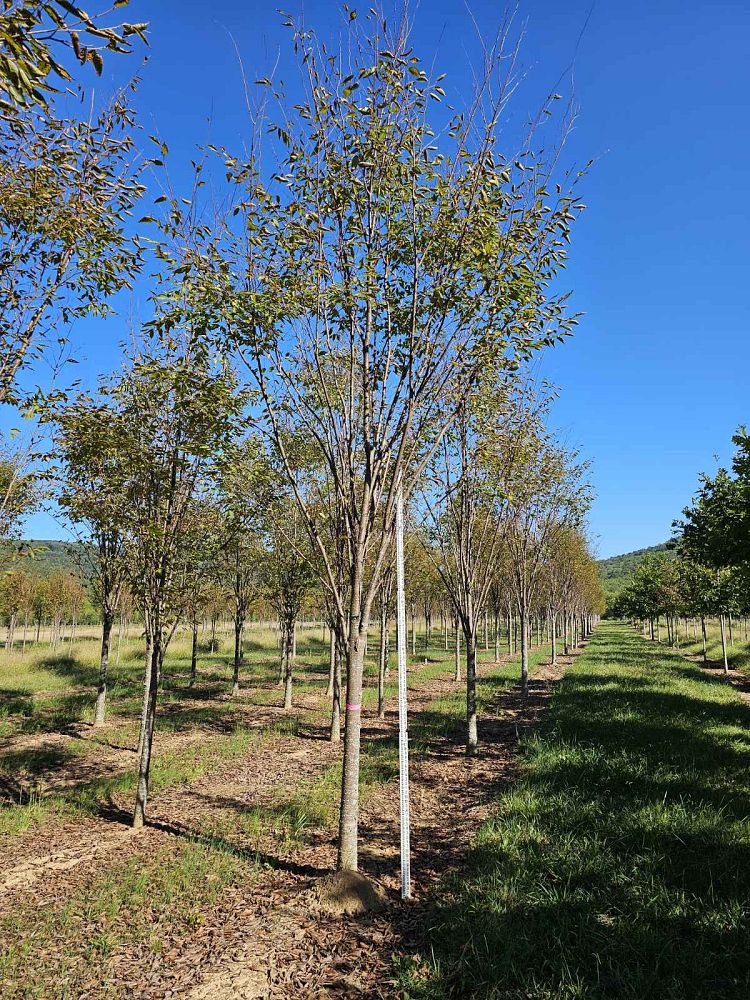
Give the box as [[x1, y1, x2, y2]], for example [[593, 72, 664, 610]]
[[13, 0, 750, 557]]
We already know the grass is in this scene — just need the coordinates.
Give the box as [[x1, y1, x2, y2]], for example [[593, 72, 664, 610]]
[[0, 839, 251, 999], [397, 622, 750, 1000]]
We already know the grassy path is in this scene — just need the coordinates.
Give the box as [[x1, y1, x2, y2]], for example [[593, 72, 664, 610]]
[[399, 621, 750, 1000]]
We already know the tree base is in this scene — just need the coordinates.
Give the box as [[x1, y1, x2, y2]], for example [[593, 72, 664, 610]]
[[312, 871, 386, 917]]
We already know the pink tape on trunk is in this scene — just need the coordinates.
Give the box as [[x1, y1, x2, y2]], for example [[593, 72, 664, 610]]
[[346, 703, 361, 712]]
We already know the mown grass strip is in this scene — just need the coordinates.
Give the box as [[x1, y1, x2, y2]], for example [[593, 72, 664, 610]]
[[397, 622, 750, 1000]]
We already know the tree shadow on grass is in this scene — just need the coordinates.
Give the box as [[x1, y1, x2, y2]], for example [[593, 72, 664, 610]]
[[405, 624, 750, 1000]]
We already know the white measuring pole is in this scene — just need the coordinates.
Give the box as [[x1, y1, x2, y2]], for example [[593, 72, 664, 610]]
[[395, 480, 412, 899]]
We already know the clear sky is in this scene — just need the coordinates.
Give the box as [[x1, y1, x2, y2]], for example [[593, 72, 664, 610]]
[[13, 0, 750, 557]]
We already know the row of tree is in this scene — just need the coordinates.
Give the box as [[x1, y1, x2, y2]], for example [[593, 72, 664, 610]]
[[612, 428, 750, 671], [0, 6, 603, 873]]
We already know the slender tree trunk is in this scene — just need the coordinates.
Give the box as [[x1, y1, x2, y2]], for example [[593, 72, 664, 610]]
[[551, 611, 557, 665], [337, 608, 368, 871], [520, 596, 530, 699], [720, 614, 729, 674], [133, 634, 162, 829], [701, 616, 707, 662], [466, 626, 478, 754], [728, 614, 734, 647], [190, 619, 198, 686], [278, 627, 286, 685], [330, 630, 342, 743], [454, 617, 461, 682], [494, 613, 500, 663], [326, 626, 335, 698], [378, 600, 387, 719], [507, 611, 512, 657], [93, 610, 114, 727], [283, 622, 294, 709], [232, 611, 243, 696]]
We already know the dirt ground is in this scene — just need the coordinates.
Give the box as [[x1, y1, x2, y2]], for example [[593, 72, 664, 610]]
[[0, 649, 575, 999]]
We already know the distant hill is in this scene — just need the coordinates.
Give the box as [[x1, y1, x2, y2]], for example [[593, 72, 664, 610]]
[[598, 542, 675, 599], [1, 538, 90, 579]]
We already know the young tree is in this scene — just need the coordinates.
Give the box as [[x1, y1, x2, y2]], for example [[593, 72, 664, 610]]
[[501, 411, 591, 697], [54, 401, 130, 725], [215, 443, 269, 695], [259, 492, 314, 711], [84, 340, 240, 829], [164, 12, 584, 871]]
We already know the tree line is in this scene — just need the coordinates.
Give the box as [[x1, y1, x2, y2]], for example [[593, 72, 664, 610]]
[[612, 428, 750, 672]]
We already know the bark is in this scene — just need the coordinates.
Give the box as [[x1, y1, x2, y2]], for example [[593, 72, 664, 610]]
[[453, 617, 461, 682], [136, 637, 153, 760], [701, 616, 707, 663], [720, 614, 729, 674], [232, 612, 243, 696], [93, 610, 114, 727], [466, 630, 478, 754], [277, 627, 286, 685], [330, 632, 342, 744], [551, 611, 557, 665], [283, 622, 294, 710], [190, 620, 198, 686], [133, 636, 162, 829], [377, 600, 387, 719], [520, 596, 530, 699], [337, 617, 367, 871], [507, 611, 512, 657], [326, 626, 335, 698]]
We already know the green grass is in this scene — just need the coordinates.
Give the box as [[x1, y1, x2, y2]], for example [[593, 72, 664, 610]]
[[398, 622, 750, 1000]]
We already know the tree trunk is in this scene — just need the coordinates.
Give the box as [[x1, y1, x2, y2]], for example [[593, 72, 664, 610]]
[[326, 626, 335, 698], [454, 617, 461, 682], [232, 612, 243, 696], [337, 616, 367, 871], [283, 622, 294, 710], [701, 616, 707, 663], [466, 627, 478, 754], [720, 614, 729, 674], [330, 631, 342, 744], [278, 627, 286, 685], [551, 611, 557, 665], [93, 611, 114, 727], [378, 600, 387, 719], [507, 611, 512, 657], [190, 620, 198, 686], [494, 613, 500, 663], [133, 635, 162, 829], [136, 637, 153, 759], [520, 596, 530, 699]]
